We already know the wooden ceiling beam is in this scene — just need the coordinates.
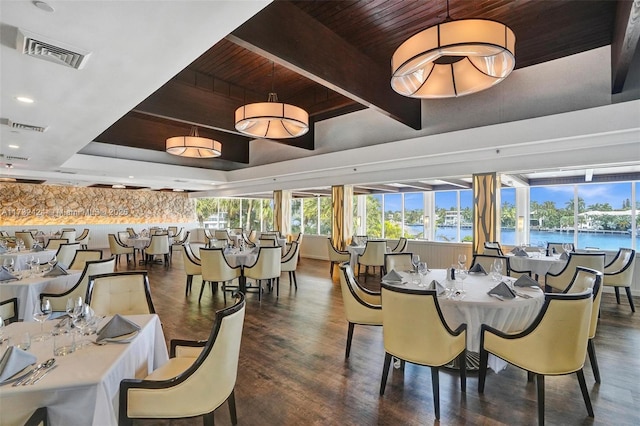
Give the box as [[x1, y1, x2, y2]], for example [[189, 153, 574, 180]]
[[228, 1, 421, 130], [611, 0, 640, 93]]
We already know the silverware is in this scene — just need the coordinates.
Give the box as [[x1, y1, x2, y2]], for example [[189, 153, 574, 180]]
[[21, 358, 55, 386], [31, 365, 57, 385], [13, 359, 50, 387]]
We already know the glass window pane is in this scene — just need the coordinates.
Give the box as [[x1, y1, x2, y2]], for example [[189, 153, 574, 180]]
[[577, 182, 632, 250], [291, 198, 302, 234], [366, 195, 383, 238], [319, 197, 332, 235], [500, 188, 516, 246], [224, 199, 241, 229], [241, 199, 259, 232], [196, 198, 219, 228], [529, 186, 575, 247], [460, 190, 472, 242], [383, 194, 402, 239], [262, 199, 273, 232], [303, 198, 318, 235], [435, 191, 457, 242], [404, 192, 424, 239]]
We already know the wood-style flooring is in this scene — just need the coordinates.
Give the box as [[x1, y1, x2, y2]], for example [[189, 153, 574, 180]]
[[111, 251, 640, 426]]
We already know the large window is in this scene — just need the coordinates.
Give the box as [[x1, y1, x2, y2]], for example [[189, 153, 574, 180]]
[[242, 199, 260, 231], [291, 198, 302, 234], [366, 195, 383, 238], [500, 188, 516, 246], [319, 197, 332, 235], [383, 193, 402, 238], [435, 191, 457, 242], [404, 192, 424, 238], [303, 198, 319, 235], [577, 182, 632, 250]]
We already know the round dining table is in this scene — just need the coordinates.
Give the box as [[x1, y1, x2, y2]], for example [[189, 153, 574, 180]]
[[506, 252, 567, 278], [387, 269, 545, 371]]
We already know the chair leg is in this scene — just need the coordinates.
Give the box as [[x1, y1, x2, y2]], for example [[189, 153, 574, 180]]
[[133, 251, 136, 265], [614, 287, 621, 304], [528, 371, 535, 382], [186, 275, 193, 296], [576, 369, 594, 417], [431, 366, 440, 420], [380, 352, 392, 396], [276, 278, 280, 298], [364, 266, 368, 282], [203, 411, 214, 426], [624, 287, 635, 312], [345, 322, 355, 358], [536, 374, 545, 426], [587, 339, 601, 384], [199, 281, 206, 302], [228, 389, 238, 425], [459, 349, 467, 392], [330, 262, 334, 276], [478, 347, 489, 392]]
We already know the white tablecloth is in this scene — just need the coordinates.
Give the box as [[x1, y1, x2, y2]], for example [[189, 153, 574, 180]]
[[0, 250, 57, 271], [123, 237, 150, 250], [394, 269, 545, 371], [506, 253, 567, 277], [346, 245, 365, 269], [225, 251, 258, 268], [0, 271, 82, 321], [0, 314, 168, 426]]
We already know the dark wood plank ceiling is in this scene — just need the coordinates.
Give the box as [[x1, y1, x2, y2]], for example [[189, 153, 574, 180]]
[[94, 0, 619, 170]]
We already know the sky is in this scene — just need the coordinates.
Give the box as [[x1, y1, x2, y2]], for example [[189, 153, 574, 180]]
[[376, 182, 635, 212]]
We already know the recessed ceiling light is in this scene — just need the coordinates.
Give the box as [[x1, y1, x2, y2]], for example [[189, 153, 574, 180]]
[[8, 144, 19, 149], [16, 96, 34, 104], [33, 1, 55, 12], [128, 176, 134, 179]]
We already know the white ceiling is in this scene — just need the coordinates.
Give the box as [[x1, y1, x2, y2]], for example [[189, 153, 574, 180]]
[[1, 0, 639, 196]]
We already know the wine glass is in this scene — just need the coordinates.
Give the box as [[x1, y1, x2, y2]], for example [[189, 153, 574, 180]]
[[48, 254, 57, 271], [74, 304, 94, 348], [411, 254, 420, 272], [457, 254, 467, 270], [417, 261, 428, 287], [492, 259, 504, 281], [537, 241, 546, 257], [32, 299, 52, 341], [3, 257, 14, 272], [456, 268, 468, 295]]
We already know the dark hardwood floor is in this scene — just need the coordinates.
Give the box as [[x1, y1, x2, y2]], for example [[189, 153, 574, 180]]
[[111, 250, 640, 425]]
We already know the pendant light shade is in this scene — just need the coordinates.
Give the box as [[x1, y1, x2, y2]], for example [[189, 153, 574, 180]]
[[166, 127, 222, 158], [391, 19, 515, 98], [235, 92, 309, 139]]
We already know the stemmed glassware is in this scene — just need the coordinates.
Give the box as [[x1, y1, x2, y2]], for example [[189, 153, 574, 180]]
[[456, 268, 468, 295], [73, 304, 94, 349], [33, 299, 52, 341], [492, 259, 503, 282], [457, 254, 467, 270], [47, 254, 57, 272], [537, 241, 546, 257], [417, 261, 428, 287], [3, 257, 14, 272], [411, 254, 420, 272]]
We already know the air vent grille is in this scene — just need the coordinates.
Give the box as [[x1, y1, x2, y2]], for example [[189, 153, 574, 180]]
[[17, 28, 91, 70], [8, 120, 48, 133], [5, 155, 30, 161]]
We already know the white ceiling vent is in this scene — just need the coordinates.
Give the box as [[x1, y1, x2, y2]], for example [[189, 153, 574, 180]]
[[16, 28, 91, 70], [1, 118, 48, 133]]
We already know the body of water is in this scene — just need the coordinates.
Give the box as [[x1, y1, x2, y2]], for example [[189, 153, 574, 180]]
[[405, 225, 635, 250]]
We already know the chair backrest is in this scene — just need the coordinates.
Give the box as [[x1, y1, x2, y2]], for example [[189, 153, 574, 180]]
[[604, 248, 636, 283], [60, 230, 76, 243], [182, 244, 202, 276], [108, 234, 131, 255], [564, 267, 603, 339], [173, 230, 190, 245], [127, 228, 137, 237], [248, 230, 257, 243], [168, 226, 178, 237], [15, 231, 35, 248], [483, 247, 503, 256], [68, 249, 103, 270], [471, 254, 507, 275], [0, 297, 18, 325], [547, 242, 574, 254], [338, 263, 382, 324], [381, 284, 466, 366], [359, 240, 387, 266], [294, 233, 303, 244], [243, 247, 281, 280], [281, 241, 300, 272], [546, 252, 605, 292], [87, 271, 155, 316], [45, 238, 68, 250], [42, 256, 117, 311], [258, 238, 278, 247], [0, 230, 9, 237], [55, 243, 81, 267], [484, 241, 503, 255], [200, 248, 241, 282], [146, 234, 170, 255], [75, 229, 90, 243], [499, 289, 593, 375], [121, 294, 246, 419], [327, 238, 350, 262], [210, 239, 227, 249], [214, 230, 230, 241], [392, 237, 408, 253], [117, 231, 130, 244], [384, 252, 413, 272]]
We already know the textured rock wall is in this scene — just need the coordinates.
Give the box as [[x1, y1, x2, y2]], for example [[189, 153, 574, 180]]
[[0, 183, 196, 226]]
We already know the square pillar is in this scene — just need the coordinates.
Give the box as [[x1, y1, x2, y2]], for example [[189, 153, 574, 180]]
[[473, 173, 500, 255], [331, 185, 353, 250]]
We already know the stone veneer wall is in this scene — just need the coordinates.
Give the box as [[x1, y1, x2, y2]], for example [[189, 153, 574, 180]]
[[0, 183, 196, 226]]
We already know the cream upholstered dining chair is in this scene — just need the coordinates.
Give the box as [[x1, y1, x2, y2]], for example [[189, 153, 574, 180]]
[[338, 262, 382, 358], [243, 246, 281, 302], [203, 229, 215, 247], [60, 230, 76, 244], [210, 239, 227, 249], [247, 230, 257, 244], [357, 240, 387, 282], [182, 243, 202, 297], [384, 252, 414, 273], [126, 227, 137, 237], [279, 241, 300, 295], [145, 234, 171, 266], [171, 230, 190, 256], [168, 226, 178, 237], [108, 233, 135, 267], [564, 267, 604, 383], [68, 249, 103, 270], [40, 256, 116, 312], [483, 241, 504, 255], [15, 231, 35, 248], [200, 247, 242, 303], [380, 284, 467, 420], [327, 238, 350, 277], [214, 230, 231, 244], [391, 237, 408, 253], [545, 252, 605, 293], [45, 238, 68, 250], [478, 288, 594, 426], [0, 297, 19, 325], [258, 238, 278, 247], [603, 248, 636, 312], [119, 293, 245, 426], [55, 242, 80, 268], [470, 254, 507, 274], [75, 228, 90, 249], [242, 232, 256, 248], [547, 241, 574, 255], [87, 271, 155, 316]]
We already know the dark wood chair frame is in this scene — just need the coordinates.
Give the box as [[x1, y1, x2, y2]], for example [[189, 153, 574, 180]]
[[0, 297, 19, 325]]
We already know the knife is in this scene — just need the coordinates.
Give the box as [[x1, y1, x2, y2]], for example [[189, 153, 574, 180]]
[[31, 365, 57, 385]]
